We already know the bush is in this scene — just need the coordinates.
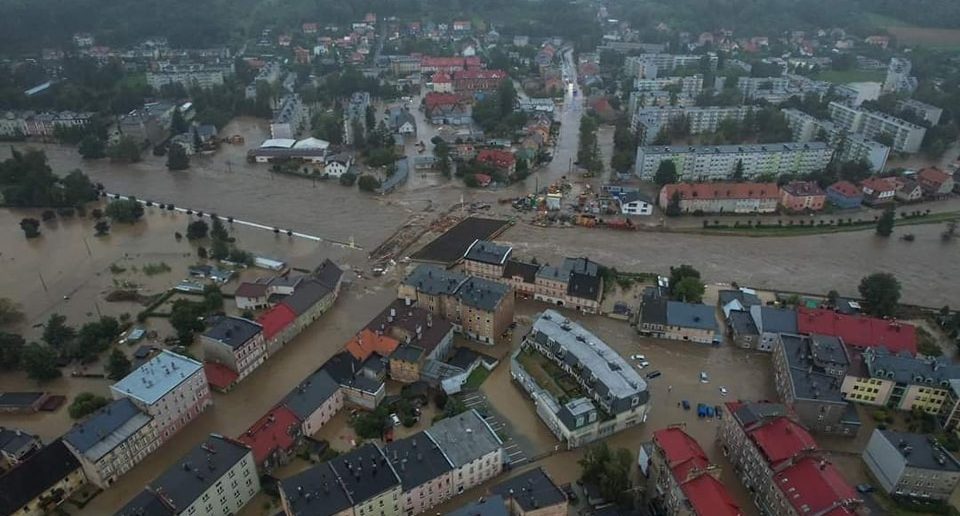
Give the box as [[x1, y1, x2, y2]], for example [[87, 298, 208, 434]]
[[358, 174, 381, 192], [69, 392, 109, 419], [105, 199, 145, 223]]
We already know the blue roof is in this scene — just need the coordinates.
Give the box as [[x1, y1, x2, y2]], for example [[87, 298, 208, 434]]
[[63, 398, 152, 461], [111, 350, 204, 405], [665, 301, 718, 331]]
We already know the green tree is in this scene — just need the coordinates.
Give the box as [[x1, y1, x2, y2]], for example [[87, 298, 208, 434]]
[[578, 443, 633, 504], [105, 199, 144, 223], [171, 106, 189, 135], [665, 191, 682, 217], [0, 332, 25, 369], [69, 392, 110, 419], [21, 343, 61, 382], [78, 135, 106, 159], [106, 348, 132, 380], [731, 159, 745, 181], [19, 218, 40, 238], [210, 217, 229, 242], [859, 272, 901, 318], [166, 144, 190, 170], [674, 276, 706, 303], [61, 169, 99, 205], [210, 237, 229, 260], [42, 313, 75, 350], [654, 160, 678, 186], [106, 136, 142, 163], [876, 207, 895, 237], [669, 265, 701, 297], [186, 220, 209, 240], [827, 289, 839, 306], [358, 174, 381, 192], [94, 220, 110, 236], [339, 172, 358, 186], [0, 298, 24, 327]]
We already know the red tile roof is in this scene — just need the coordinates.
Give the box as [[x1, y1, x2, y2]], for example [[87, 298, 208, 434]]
[[661, 182, 780, 201], [237, 406, 301, 466], [654, 428, 742, 516], [453, 69, 506, 80], [476, 149, 516, 169], [654, 428, 709, 480], [235, 282, 268, 298], [918, 166, 950, 185], [431, 71, 452, 83], [345, 329, 399, 362], [797, 308, 917, 354], [204, 362, 239, 391], [859, 176, 896, 193], [781, 181, 825, 197], [424, 92, 469, 110], [747, 417, 817, 468], [828, 181, 861, 198], [256, 304, 296, 341], [681, 474, 743, 516], [773, 457, 859, 515]]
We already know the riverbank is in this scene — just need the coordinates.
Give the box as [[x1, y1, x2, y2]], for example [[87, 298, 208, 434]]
[[670, 210, 960, 237]]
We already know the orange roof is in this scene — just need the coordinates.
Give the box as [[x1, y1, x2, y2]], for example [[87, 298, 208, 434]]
[[661, 182, 779, 201], [859, 177, 896, 192], [918, 167, 950, 185], [345, 329, 399, 361]]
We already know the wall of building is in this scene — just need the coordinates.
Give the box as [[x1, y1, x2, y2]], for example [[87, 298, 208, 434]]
[[17, 467, 86, 516], [302, 390, 345, 436], [183, 451, 261, 516]]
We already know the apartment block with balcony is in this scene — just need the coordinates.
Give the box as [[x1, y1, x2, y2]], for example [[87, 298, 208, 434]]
[[828, 101, 926, 154], [636, 142, 832, 181], [863, 429, 960, 501], [633, 105, 752, 144], [783, 108, 890, 171], [841, 347, 960, 414]]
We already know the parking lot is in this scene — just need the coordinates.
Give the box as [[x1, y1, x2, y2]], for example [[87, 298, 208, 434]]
[[459, 391, 530, 467]]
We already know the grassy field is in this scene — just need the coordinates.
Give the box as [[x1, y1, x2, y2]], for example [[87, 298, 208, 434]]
[[866, 12, 960, 50], [814, 69, 886, 84], [674, 211, 960, 237]]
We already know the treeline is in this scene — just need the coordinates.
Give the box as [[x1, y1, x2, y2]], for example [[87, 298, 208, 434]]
[[0, 149, 100, 207]]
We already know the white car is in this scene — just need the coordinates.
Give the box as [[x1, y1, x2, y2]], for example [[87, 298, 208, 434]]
[[630, 354, 646, 361], [699, 371, 709, 383], [636, 363, 646, 370], [390, 413, 401, 426], [639, 360, 650, 368], [719, 387, 728, 396]]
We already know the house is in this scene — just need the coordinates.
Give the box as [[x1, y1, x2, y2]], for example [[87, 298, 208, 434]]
[[116, 434, 261, 516], [201, 316, 267, 384], [637, 295, 720, 344], [476, 149, 517, 174], [718, 288, 761, 319], [0, 440, 85, 516], [658, 182, 780, 214], [748, 306, 798, 351], [321, 352, 386, 410], [863, 429, 960, 501], [826, 180, 864, 209], [618, 191, 654, 216], [62, 398, 159, 488], [387, 106, 417, 136], [463, 239, 513, 280], [385, 432, 456, 515], [234, 282, 270, 310], [281, 369, 344, 436], [860, 177, 897, 206], [895, 177, 925, 202], [780, 181, 825, 212], [646, 428, 742, 516], [423, 93, 472, 125], [430, 71, 453, 93], [796, 307, 916, 355], [324, 153, 353, 178], [371, 300, 455, 383], [345, 329, 400, 363], [490, 467, 568, 516], [237, 406, 302, 473], [917, 167, 955, 197], [257, 304, 298, 357], [424, 410, 504, 494], [0, 427, 41, 467]]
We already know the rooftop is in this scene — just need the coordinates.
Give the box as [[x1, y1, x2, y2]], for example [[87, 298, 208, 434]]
[[680, 474, 743, 516], [661, 182, 781, 201], [828, 180, 862, 198], [330, 443, 401, 505], [464, 239, 512, 266], [281, 279, 333, 316], [456, 276, 511, 311], [502, 260, 539, 283], [425, 409, 502, 467], [489, 467, 567, 511], [402, 264, 467, 296], [235, 282, 268, 298], [63, 398, 153, 461], [237, 406, 301, 466], [653, 427, 709, 481], [447, 495, 510, 516], [0, 440, 81, 515], [281, 370, 342, 422], [111, 349, 204, 405], [642, 142, 828, 155], [0, 426, 39, 455], [666, 301, 719, 331], [875, 430, 960, 472], [750, 305, 798, 334], [797, 308, 916, 355], [782, 181, 825, 197], [203, 362, 239, 391], [366, 299, 454, 356], [728, 310, 759, 335], [345, 329, 400, 362], [773, 457, 859, 515], [203, 316, 262, 349], [256, 304, 297, 341], [727, 401, 788, 429], [279, 463, 353, 516], [748, 416, 818, 468], [863, 347, 960, 387], [779, 333, 847, 403], [384, 431, 453, 491]]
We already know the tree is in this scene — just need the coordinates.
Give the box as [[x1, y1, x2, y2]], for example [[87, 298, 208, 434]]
[[94, 220, 110, 236], [827, 289, 839, 306], [358, 174, 381, 192], [654, 160, 678, 186], [859, 272, 901, 318], [106, 349, 132, 380], [875, 207, 895, 237], [186, 220, 209, 240], [78, 135, 106, 159], [578, 443, 633, 504], [210, 217, 229, 242], [19, 218, 40, 238], [731, 159, 745, 181], [105, 199, 144, 223], [669, 265, 701, 297], [339, 172, 358, 186], [42, 313, 75, 350], [171, 106, 189, 135], [210, 238, 229, 260], [0, 332, 25, 369], [69, 392, 110, 419], [21, 343, 61, 382], [0, 298, 24, 327], [674, 276, 706, 302], [665, 191, 682, 217], [106, 136, 142, 163], [166, 144, 190, 170]]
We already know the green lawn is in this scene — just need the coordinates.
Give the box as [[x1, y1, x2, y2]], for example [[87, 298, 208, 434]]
[[865, 12, 916, 29], [463, 366, 490, 390], [814, 69, 886, 84]]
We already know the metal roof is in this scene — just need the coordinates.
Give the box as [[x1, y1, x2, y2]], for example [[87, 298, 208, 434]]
[[384, 432, 453, 491], [63, 398, 152, 461], [425, 410, 502, 467], [464, 239, 512, 265], [111, 350, 204, 405], [203, 316, 262, 349]]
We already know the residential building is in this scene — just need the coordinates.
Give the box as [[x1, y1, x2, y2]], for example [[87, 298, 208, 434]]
[[772, 333, 860, 436], [116, 434, 260, 516], [625, 54, 717, 79], [425, 410, 504, 493], [797, 307, 917, 355], [533, 257, 604, 314], [860, 176, 897, 206], [897, 98, 942, 126], [0, 440, 85, 516], [448, 496, 509, 516], [344, 91, 371, 145], [719, 288, 762, 319], [234, 282, 270, 310], [636, 296, 721, 344], [200, 316, 267, 383], [387, 106, 417, 136], [718, 402, 863, 515], [863, 429, 960, 501], [917, 167, 955, 197], [463, 240, 513, 280], [749, 305, 798, 351], [279, 278, 337, 337], [895, 177, 925, 202], [737, 76, 791, 102], [321, 352, 387, 410], [513, 310, 651, 448], [658, 182, 780, 214], [883, 57, 914, 94], [633, 75, 703, 97], [0, 427, 41, 467], [842, 347, 960, 414], [384, 432, 455, 515], [110, 350, 212, 442], [146, 63, 230, 90], [420, 56, 481, 73], [780, 181, 826, 212], [476, 149, 517, 174], [783, 108, 890, 171], [828, 101, 926, 153], [647, 427, 742, 516], [272, 94, 308, 138], [453, 70, 507, 94], [423, 93, 472, 125], [489, 467, 568, 516], [237, 406, 302, 473], [62, 398, 159, 488], [618, 191, 654, 215], [281, 370, 344, 436], [399, 265, 514, 344], [636, 142, 832, 181], [247, 138, 329, 167], [632, 105, 751, 144], [826, 180, 864, 209], [368, 299, 455, 384], [501, 259, 539, 297], [325, 153, 354, 178]]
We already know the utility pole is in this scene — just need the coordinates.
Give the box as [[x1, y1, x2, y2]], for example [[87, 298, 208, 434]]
[[38, 272, 48, 292]]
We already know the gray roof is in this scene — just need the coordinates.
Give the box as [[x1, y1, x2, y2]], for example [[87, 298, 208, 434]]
[[464, 240, 512, 265], [281, 279, 333, 316], [557, 397, 598, 430], [280, 463, 353, 516], [384, 431, 453, 490], [490, 467, 566, 511], [568, 272, 601, 301], [63, 398, 152, 461], [330, 443, 400, 505], [447, 495, 510, 516], [0, 427, 39, 456], [447, 347, 481, 370], [728, 310, 759, 336], [456, 276, 511, 311], [750, 305, 798, 334], [863, 347, 960, 386], [365, 299, 454, 357], [117, 435, 253, 515], [809, 334, 850, 366], [731, 402, 787, 428], [314, 259, 343, 291], [502, 260, 538, 283], [391, 345, 424, 363], [779, 334, 846, 403], [403, 264, 467, 296], [620, 191, 652, 205], [528, 310, 648, 413], [639, 297, 668, 326], [203, 316, 262, 349], [282, 370, 342, 421], [666, 301, 718, 331], [425, 409, 502, 467], [0, 440, 81, 515], [877, 430, 960, 472], [639, 141, 829, 155], [718, 289, 761, 308]]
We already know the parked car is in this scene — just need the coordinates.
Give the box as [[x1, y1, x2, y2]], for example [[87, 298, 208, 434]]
[[705, 405, 715, 418], [719, 386, 728, 396], [681, 400, 690, 410], [699, 371, 709, 383], [389, 413, 401, 426], [856, 484, 875, 494], [697, 403, 707, 418], [630, 354, 646, 361], [646, 370, 662, 379], [714, 405, 723, 418], [639, 360, 650, 367]]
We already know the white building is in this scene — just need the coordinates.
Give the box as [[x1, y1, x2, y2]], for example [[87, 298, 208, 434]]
[[116, 434, 261, 516], [200, 316, 267, 382], [625, 54, 716, 79], [633, 75, 703, 98], [897, 98, 942, 126], [828, 101, 926, 153], [618, 191, 654, 215], [633, 105, 753, 144], [324, 153, 353, 178], [425, 410, 504, 494], [783, 108, 890, 171], [863, 429, 960, 501], [883, 57, 914, 94], [110, 350, 212, 442], [146, 63, 230, 90], [635, 142, 832, 181]]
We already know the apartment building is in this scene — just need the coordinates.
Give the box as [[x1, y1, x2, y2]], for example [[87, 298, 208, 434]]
[[828, 101, 926, 153], [384, 432, 455, 515], [146, 63, 230, 90], [0, 440, 86, 516], [532, 257, 604, 314], [647, 427, 742, 516], [883, 57, 914, 94], [0, 427, 41, 467], [513, 310, 650, 448], [489, 467, 568, 516], [117, 434, 261, 516], [272, 94, 308, 139], [625, 54, 717, 79], [796, 307, 917, 355], [369, 299, 455, 384], [737, 76, 791, 102], [453, 69, 507, 94], [463, 240, 513, 280], [344, 91, 372, 145], [238, 406, 302, 473], [281, 369, 344, 436], [658, 182, 780, 214], [200, 316, 267, 382], [637, 293, 721, 344], [633, 75, 703, 97], [110, 350, 212, 442], [633, 105, 752, 144], [841, 347, 960, 414], [782, 108, 890, 171], [863, 429, 960, 501], [897, 98, 942, 126], [780, 181, 826, 212], [772, 334, 860, 436], [425, 410, 504, 494], [718, 402, 863, 515], [62, 398, 159, 488], [636, 142, 832, 181]]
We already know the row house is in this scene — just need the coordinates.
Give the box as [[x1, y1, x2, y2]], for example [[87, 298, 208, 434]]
[[237, 406, 303, 474], [827, 180, 864, 209], [200, 316, 267, 387], [281, 369, 344, 437], [647, 427, 742, 516], [0, 111, 94, 138], [463, 240, 513, 280], [860, 176, 897, 206], [779, 181, 825, 212], [452, 69, 507, 94], [658, 182, 780, 214], [842, 347, 960, 415], [370, 299, 455, 384], [637, 290, 720, 345], [0, 439, 86, 516], [917, 167, 955, 197]]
